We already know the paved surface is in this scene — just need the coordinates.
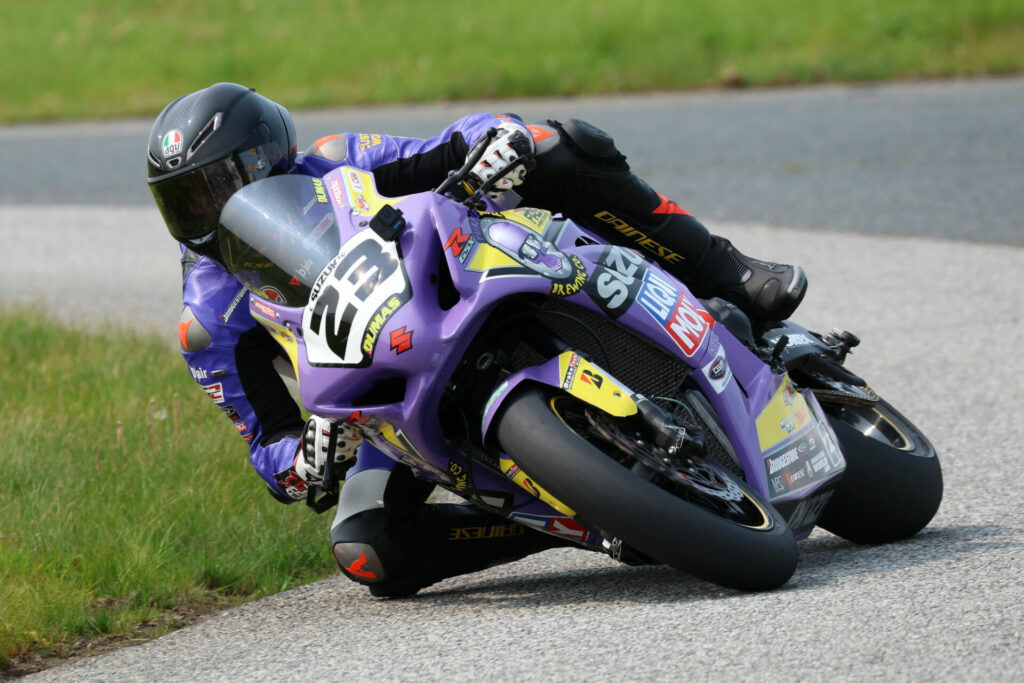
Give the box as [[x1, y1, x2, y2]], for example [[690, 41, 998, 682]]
[[1, 77, 1022, 243], [3, 80, 1022, 681]]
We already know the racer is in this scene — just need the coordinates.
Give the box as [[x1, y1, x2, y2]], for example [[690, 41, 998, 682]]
[[147, 82, 806, 597]]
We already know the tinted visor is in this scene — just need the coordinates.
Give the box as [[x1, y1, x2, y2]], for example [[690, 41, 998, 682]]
[[149, 154, 250, 245]]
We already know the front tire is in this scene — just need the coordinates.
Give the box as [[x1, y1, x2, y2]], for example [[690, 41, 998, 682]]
[[496, 386, 798, 591], [817, 397, 942, 544]]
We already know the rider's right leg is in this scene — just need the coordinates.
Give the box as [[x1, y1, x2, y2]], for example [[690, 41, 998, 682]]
[[330, 444, 570, 598]]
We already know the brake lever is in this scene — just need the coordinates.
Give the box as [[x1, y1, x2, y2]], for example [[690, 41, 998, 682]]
[[464, 155, 532, 207]]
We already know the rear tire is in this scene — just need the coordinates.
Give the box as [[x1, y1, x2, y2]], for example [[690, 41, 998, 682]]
[[817, 397, 942, 544], [496, 386, 798, 591]]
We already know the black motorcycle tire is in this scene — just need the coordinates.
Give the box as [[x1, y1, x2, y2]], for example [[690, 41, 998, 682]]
[[817, 397, 942, 544], [495, 385, 798, 591]]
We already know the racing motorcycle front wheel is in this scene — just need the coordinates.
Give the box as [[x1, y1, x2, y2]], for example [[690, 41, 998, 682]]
[[495, 386, 798, 591], [816, 396, 942, 544]]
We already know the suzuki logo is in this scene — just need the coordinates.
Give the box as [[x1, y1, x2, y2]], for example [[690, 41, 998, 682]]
[[390, 326, 413, 354]]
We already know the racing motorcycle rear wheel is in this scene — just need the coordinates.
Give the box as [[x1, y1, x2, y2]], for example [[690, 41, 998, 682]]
[[817, 397, 942, 544], [495, 385, 798, 591]]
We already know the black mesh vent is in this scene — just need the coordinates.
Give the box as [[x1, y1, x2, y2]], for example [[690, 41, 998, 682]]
[[509, 299, 690, 401]]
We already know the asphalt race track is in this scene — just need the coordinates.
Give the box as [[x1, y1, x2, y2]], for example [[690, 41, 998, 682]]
[[3, 78, 1022, 681]]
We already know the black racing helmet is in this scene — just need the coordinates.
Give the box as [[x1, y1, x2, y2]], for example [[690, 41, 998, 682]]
[[146, 83, 297, 259]]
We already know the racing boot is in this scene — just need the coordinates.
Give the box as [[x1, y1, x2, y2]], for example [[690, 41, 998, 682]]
[[688, 236, 807, 322]]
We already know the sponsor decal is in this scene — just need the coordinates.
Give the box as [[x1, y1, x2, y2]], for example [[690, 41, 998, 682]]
[[241, 433, 255, 444], [580, 368, 604, 389], [233, 421, 249, 434], [188, 365, 208, 381], [582, 246, 648, 318], [389, 326, 413, 354], [221, 404, 240, 420], [304, 212, 335, 249], [637, 269, 677, 320], [769, 333, 818, 348], [652, 193, 692, 216], [301, 231, 409, 368], [593, 211, 684, 263], [347, 170, 365, 193], [562, 353, 582, 390], [761, 421, 844, 498], [701, 352, 733, 394], [448, 524, 525, 541], [516, 207, 550, 230], [358, 133, 382, 151], [448, 461, 468, 492], [666, 295, 711, 357], [444, 227, 475, 263], [508, 512, 589, 542], [220, 286, 248, 323], [767, 448, 799, 474], [346, 410, 375, 426], [755, 377, 814, 452], [361, 295, 403, 356], [259, 286, 284, 302], [785, 467, 806, 486], [203, 382, 225, 404], [549, 255, 588, 297], [309, 254, 343, 304], [161, 130, 183, 157], [252, 298, 279, 319], [275, 467, 309, 500], [526, 125, 555, 143], [638, 271, 710, 357], [311, 177, 328, 203], [545, 517, 589, 541], [329, 178, 346, 206]]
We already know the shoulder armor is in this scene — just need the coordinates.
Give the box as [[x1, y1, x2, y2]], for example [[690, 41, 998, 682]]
[[305, 134, 348, 162], [178, 305, 212, 352]]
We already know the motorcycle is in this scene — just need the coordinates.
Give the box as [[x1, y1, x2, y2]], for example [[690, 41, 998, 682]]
[[216, 131, 942, 591]]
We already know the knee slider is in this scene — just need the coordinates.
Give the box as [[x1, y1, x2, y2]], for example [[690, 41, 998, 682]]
[[331, 506, 389, 584], [333, 541, 386, 584]]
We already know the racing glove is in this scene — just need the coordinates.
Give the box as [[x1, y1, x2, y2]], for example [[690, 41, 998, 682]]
[[467, 120, 536, 199], [293, 415, 362, 486]]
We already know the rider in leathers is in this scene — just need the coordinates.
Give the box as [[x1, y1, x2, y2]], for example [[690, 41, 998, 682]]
[[147, 83, 806, 597]]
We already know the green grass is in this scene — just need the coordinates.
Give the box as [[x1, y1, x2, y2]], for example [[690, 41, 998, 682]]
[[0, 309, 337, 666], [1, 0, 1022, 122]]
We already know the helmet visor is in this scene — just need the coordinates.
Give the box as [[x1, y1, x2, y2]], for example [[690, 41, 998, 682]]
[[149, 154, 249, 245]]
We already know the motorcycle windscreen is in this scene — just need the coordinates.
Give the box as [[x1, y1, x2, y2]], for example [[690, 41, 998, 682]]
[[218, 174, 341, 307]]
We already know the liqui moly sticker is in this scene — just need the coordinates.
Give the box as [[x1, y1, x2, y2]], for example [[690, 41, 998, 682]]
[[637, 270, 711, 357], [162, 130, 183, 157]]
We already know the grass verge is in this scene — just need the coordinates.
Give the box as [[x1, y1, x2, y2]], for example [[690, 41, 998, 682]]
[[1, 0, 1023, 122], [0, 309, 337, 674]]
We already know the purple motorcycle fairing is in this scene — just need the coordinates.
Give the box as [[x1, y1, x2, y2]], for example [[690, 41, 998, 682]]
[[219, 166, 844, 543]]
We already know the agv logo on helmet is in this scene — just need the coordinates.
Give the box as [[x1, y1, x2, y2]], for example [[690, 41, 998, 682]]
[[162, 130, 183, 157]]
